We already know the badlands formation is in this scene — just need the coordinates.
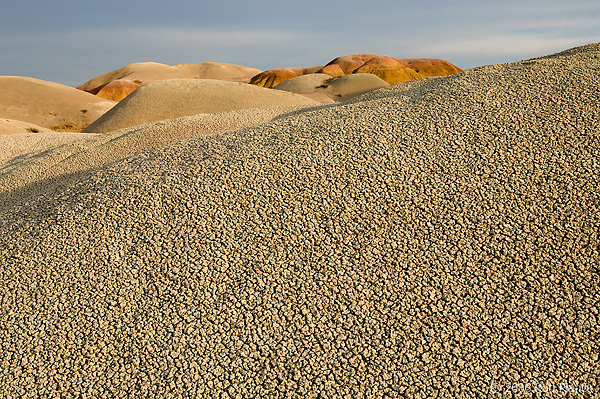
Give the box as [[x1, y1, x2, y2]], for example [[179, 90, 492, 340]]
[[78, 61, 262, 101], [83, 79, 319, 133], [248, 66, 325, 88], [273, 73, 391, 103], [0, 76, 116, 131], [0, 44, 599, 397], [249, 54, 462, 88], [318, 54, 462, 84]]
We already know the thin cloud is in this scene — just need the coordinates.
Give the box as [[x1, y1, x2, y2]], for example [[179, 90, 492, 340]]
[[421, 34, 597, 57], [0, 27, 313, 52], [0, 22, 597, 85], [0, 27, 321, 85]]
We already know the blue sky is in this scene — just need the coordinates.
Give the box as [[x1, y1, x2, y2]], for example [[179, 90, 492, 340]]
[[0, 0, 598, 86]]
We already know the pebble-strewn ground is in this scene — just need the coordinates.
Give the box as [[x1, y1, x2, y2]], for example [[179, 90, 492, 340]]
[[0, 105, 315, 211], [1, 44, 599, 398]]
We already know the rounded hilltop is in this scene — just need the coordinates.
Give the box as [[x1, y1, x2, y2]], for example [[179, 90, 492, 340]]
[[77, 61, 262, 101], [83, 79, 319, 133], [248, 53, 462, 88], [273, 73, 391, 103], [0, 76, 115, 131]]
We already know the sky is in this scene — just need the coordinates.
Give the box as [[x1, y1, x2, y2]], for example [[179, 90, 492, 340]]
[[0, 0, 598, 87]]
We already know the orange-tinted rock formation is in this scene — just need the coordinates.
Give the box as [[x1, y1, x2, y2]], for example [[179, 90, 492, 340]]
[[249, 54, 461, 88], [94, 79, 142, 102], [78, 62, 262, 100], [317, 54, 462, 85], [247, 66, 323, 88]]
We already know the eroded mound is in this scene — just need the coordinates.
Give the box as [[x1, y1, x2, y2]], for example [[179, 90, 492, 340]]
[[247, 66, 324, 88], [83, 79, 320, 133], [1, 44, 599, 397], [248, 54, 462, 88], [318, 53, 462, 84], [95, 79, 142, 101], [78, 62, 262, 96], [275, 73, 390, 102], [0, 76, 116, 131]]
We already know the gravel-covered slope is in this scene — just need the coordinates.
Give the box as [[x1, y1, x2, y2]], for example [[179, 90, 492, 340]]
[[1, 44, 599, 397], [0, 105, 316, 211]]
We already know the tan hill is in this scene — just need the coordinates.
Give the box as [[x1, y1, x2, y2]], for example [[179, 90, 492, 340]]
[[0, 119, 53, 135], [0, 76, 116, 131], [274, 73, 390, 103], [317, 53, 462, 84], [78, 62, 262, 100], [83, 79, 320, 133], [246, 66, 323, 88]]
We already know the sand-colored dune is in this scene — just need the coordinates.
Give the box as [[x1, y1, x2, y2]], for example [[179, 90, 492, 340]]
[[247, 65, 324, 88], [0, 119, 54, 135], [1, 44, 598, 397], [274, 73, 390, 103], [0, 76, 116, 131], [318, 53, 463, 84], [78, 61, 262, 100], [83, 79, 320, 133]]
